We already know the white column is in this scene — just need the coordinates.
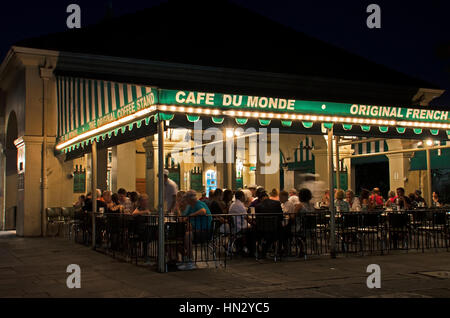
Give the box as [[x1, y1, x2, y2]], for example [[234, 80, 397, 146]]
[[111, 141, 136, 192]]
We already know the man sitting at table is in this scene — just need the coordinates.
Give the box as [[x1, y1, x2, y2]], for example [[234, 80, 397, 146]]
[[396, 187, 411, 210], [83, 189, 108, 213], [179, 190, 212, 270], [132, 194, 151, 215]]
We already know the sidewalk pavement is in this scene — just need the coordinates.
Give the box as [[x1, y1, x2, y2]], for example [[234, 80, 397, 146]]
[[0, 231, 449, 298]]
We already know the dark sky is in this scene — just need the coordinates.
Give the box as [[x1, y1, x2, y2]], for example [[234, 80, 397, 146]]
[[1, 0, 449, 106]]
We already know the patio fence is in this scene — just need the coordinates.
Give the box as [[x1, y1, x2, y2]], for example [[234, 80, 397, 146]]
[[46, 207, 450, 270]]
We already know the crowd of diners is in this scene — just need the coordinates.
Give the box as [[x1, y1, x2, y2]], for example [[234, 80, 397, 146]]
[[72, 169, 445, 270]]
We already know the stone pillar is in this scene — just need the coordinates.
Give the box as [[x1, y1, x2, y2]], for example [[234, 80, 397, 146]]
[[144, 135, 188, 208], [256, 165, 280, 191], [255, 132, 280, 191], [386, 152, 414, 191], [0, 146, 5, 230], [111, 142, 136, 192], [15, 136, 43, 236], [312, 148, 330, 186], [282, 166, 294, 191], [338, 145, 353, 191], [386, 139, 415, 192], [143, 136, 158, 209], [310, 134, 329, 186], [85, 153, 92, 193]]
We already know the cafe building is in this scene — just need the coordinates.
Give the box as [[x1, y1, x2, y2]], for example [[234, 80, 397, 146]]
[[0, 0, 449, 237]]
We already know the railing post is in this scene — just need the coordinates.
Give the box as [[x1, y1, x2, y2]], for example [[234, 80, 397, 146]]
[[335, 135, 340, 190], [328, 128, 336, 258], [92, 139, 97, 249], [157, 115, 166, 273], [426, 146, 432, 207]]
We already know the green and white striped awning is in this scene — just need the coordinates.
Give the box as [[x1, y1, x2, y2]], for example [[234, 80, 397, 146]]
[[296, 136, 315, 162], [56, 76, 157, 142], [352, 139, 388, 155], [351, 138, 389, 165]]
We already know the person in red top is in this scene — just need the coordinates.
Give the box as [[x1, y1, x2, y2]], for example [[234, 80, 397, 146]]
[[370, 188, 384, 207], [385, 190, 398, 208]]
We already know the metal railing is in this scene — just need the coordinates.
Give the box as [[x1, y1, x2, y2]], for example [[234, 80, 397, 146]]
[[65, 208, 449, 270]]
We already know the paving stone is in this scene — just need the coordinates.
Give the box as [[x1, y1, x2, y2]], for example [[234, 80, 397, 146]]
[[1, 234, 450, 298]]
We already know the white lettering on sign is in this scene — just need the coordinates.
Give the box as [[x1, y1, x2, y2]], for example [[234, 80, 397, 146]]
[[206, 93, 215, 105], [176, 91, 186, 103], [245, 96, 294, 110], [223, 95, 243, 107], [350, 104, 448, 122]]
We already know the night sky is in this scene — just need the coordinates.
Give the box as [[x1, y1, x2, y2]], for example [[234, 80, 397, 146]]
[[1, 0, 449, 106]]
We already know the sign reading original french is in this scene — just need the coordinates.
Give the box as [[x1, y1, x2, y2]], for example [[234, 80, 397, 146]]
[[350, 104, 448, 121]]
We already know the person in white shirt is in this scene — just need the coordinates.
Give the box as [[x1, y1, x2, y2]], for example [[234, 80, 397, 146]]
[[163, 169, 178, 213], [280, 190, 295, 226], [288, 188, 300, 205], [246, 184, 257, 202], [345, 190, 361, 212], [227, 190, 250, 234]]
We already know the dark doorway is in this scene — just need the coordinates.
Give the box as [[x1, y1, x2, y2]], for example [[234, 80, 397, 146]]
[[432, 169, 450, 205], [355, 161, 389, 198], [4, 111, 18, 230]]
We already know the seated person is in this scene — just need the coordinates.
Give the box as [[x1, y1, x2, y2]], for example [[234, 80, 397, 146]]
[[254, 188, 283, 259], [179, 190, 212, 270], [227, 190, 251, 234], [83, 189, 107, 213], [132, 194, 151, 216], [335, 190, 350, 212], [396, 187, 411, 210]]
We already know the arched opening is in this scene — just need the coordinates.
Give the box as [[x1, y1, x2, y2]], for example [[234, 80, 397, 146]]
[[4, 111, 18, 230]]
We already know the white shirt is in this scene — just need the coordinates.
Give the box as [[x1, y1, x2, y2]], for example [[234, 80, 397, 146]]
[[289, 195, 300, 205], [281, 200, 296, 214], [281, 200, 296, 226], [347, 197, 361, 212], [164, 178, 178, 211], [228, 199, 249, 233]]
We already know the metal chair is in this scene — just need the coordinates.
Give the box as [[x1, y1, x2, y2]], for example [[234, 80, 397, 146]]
[[387, 212, 410, 251], [357, 213, 384, 254], [415, 211, 448, 251], [46, 207, 64, 237], [339, 213, 361, 254]]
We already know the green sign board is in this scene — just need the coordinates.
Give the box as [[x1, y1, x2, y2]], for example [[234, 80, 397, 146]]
[[159, 89, 450, 124]]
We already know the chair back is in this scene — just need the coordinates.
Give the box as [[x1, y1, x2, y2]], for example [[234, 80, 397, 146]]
[[388, 213, 409, 229], [256, 214, 281, 234], [46, 207, 62, 221], [433, 212, 447, 226], [342, 213, 360, 228], [360, 213, 380, 228]]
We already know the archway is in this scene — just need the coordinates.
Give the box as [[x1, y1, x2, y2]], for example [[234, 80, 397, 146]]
[[4, 111, 18, 230]]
